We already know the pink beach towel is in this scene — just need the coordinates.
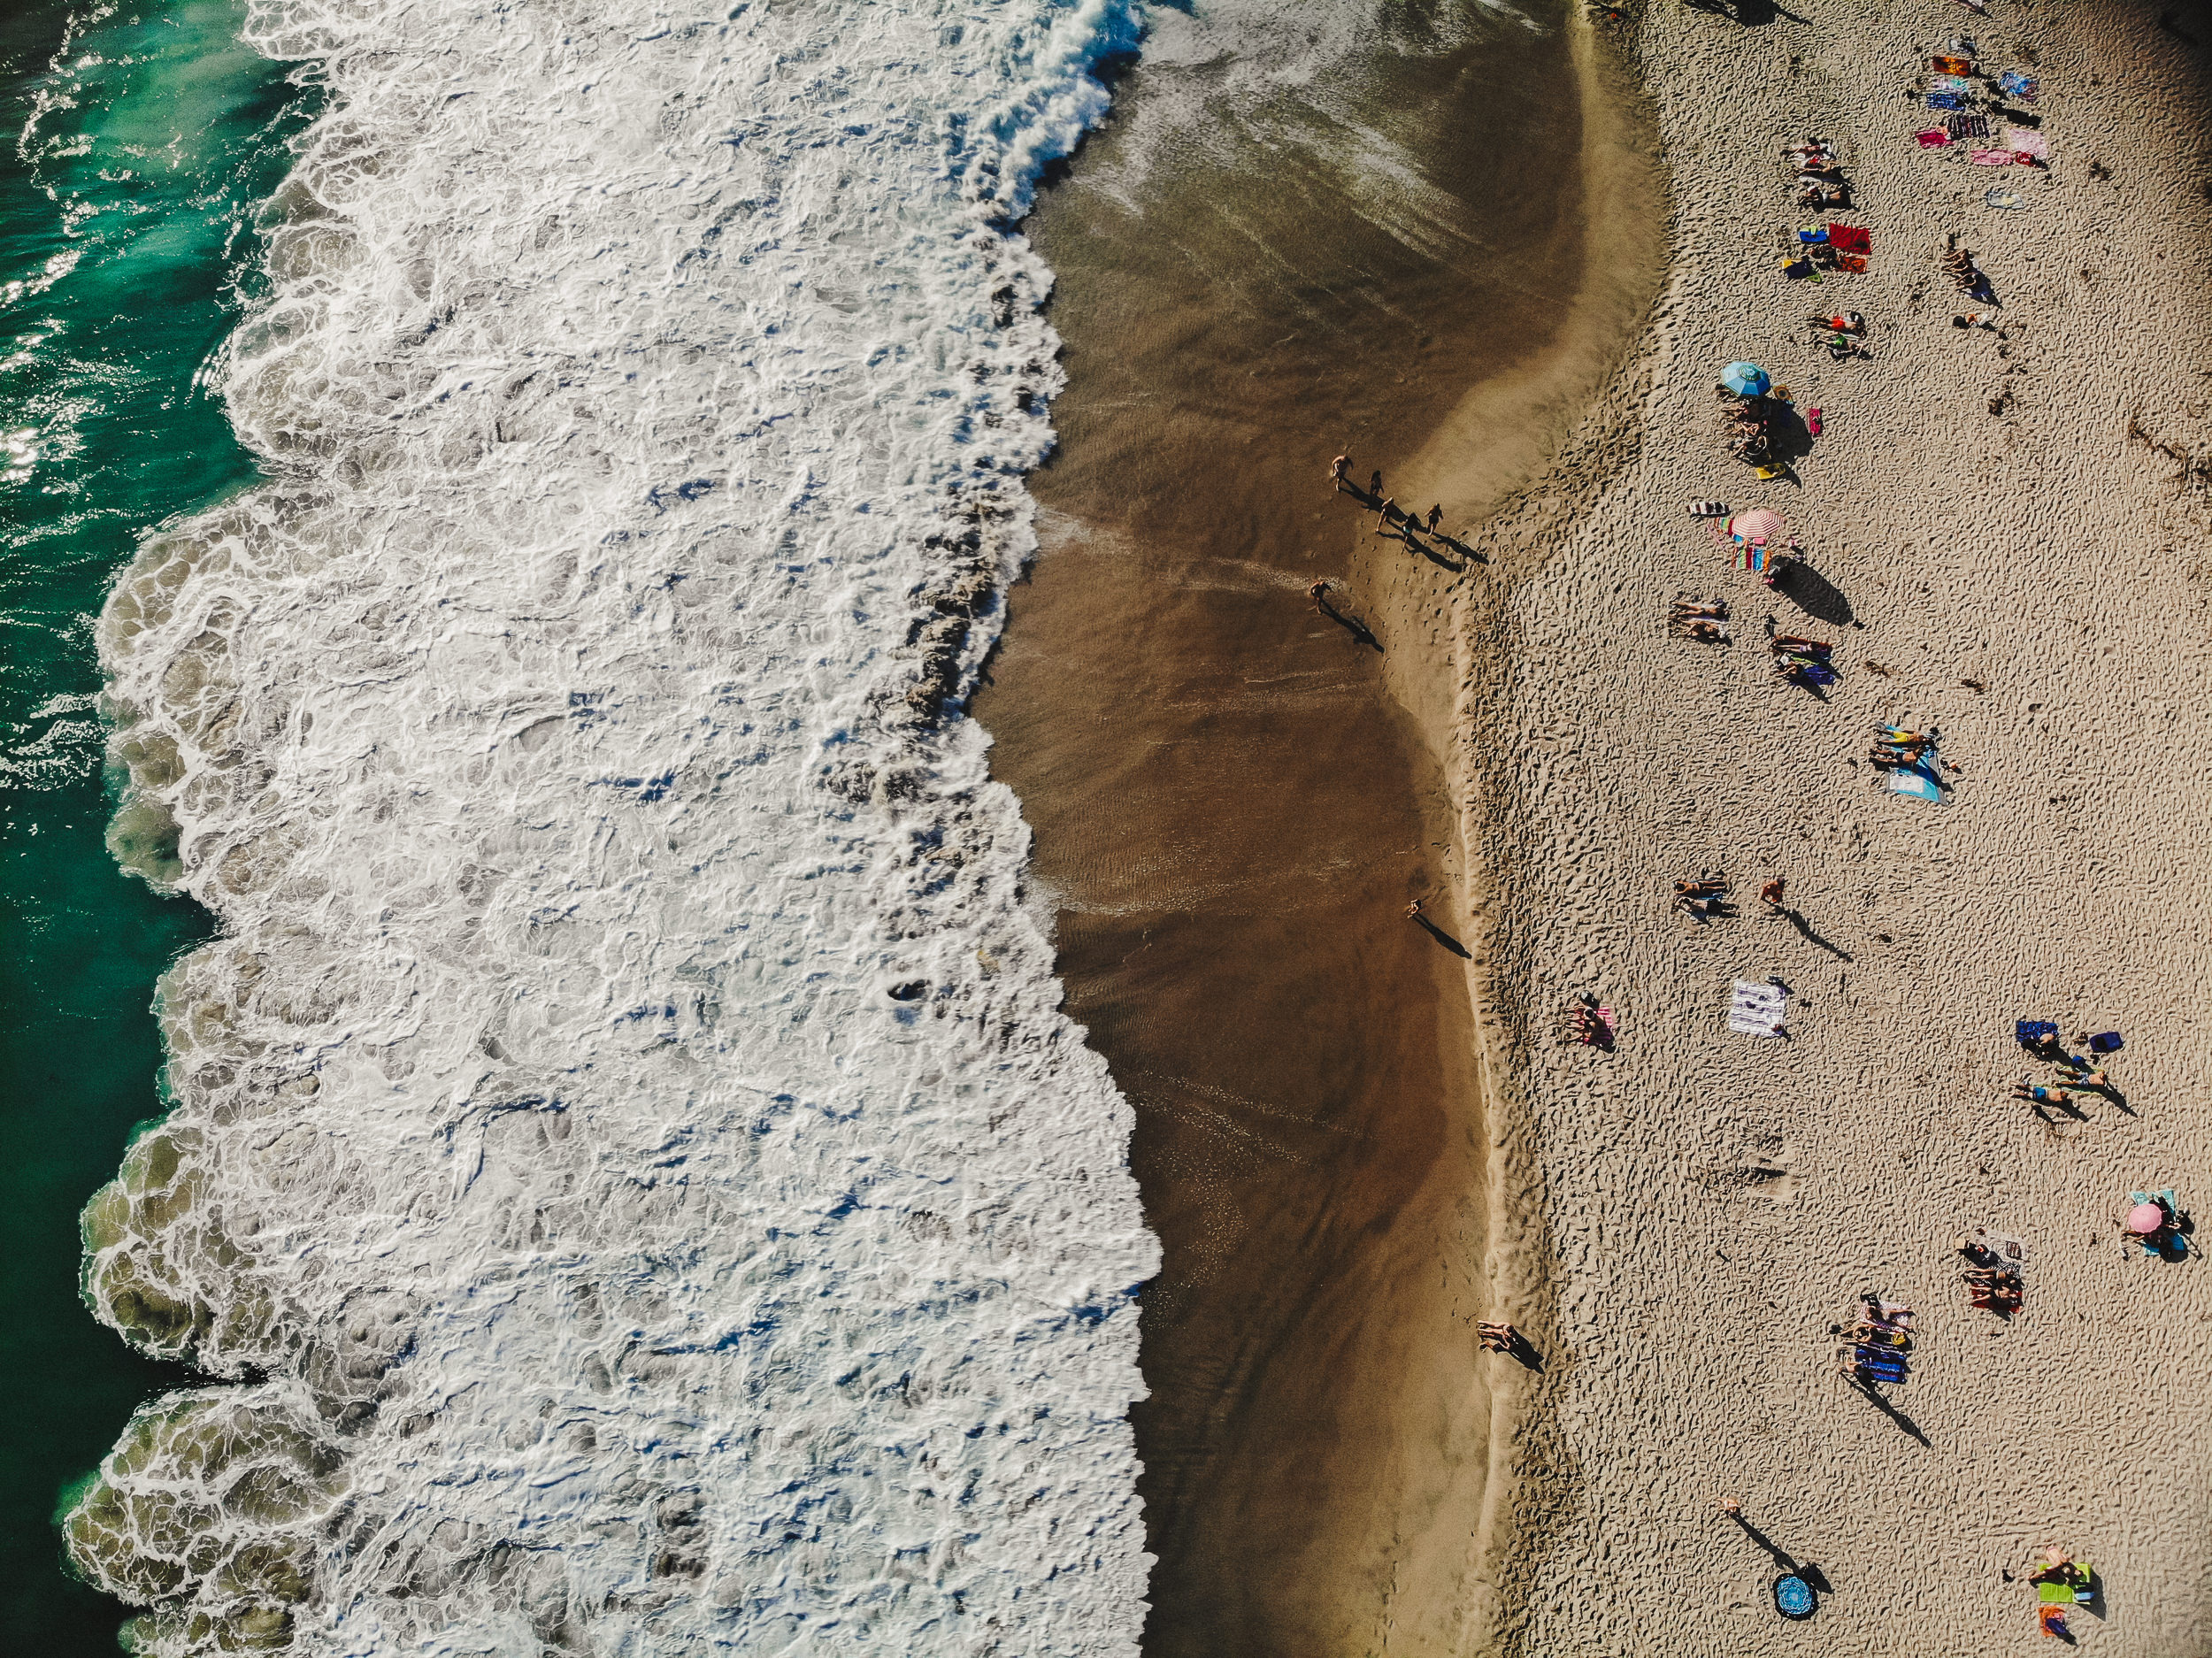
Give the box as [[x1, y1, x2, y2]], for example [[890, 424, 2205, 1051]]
[[1916, 128, 1952, 147], [2007, 128, 2049, 160], [1970, 149, 2016, 165]]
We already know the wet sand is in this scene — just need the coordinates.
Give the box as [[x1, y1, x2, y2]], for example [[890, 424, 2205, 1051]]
[[975, 6, 1655, 1650]]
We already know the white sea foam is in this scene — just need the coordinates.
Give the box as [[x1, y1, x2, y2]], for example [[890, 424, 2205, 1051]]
[[71, 2, 1158, 1652]]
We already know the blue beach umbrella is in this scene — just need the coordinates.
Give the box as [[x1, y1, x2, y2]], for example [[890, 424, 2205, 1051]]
[[1722, 361, 1771, 396]]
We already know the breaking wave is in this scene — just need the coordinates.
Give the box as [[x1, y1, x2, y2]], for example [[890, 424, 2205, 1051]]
[[69, 1, 1157, 1652]]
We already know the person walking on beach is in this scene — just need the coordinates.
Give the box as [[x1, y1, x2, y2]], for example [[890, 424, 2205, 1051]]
[[1403, 896, 1425, 921], [1330, 453, 1350, 494], [1370, 467, 1384, 498], [1375, 496, 1400, 534], [1425, 503, 1443, 534], [1760, 876, 1787, 910], [1308, 579, 1331, 611]]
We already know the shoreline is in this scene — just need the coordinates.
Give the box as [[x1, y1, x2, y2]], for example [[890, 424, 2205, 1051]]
[[979, 4, 1663, 1649], [1452, 0, 2212, 1648]]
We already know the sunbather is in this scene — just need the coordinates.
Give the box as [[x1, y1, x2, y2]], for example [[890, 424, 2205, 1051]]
[[1671, 598, 1727, 618], [1673, 879, 1727, 894], [2012, 1079, 2076, 1106], [1674, 618, 1729, 643]]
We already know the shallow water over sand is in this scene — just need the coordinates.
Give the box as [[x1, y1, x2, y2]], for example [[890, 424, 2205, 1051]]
[[977, 2, 1595, 1649]]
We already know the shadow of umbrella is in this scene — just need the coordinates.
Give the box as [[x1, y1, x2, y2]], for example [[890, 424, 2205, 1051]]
[[1772, 559, 1855, 626]]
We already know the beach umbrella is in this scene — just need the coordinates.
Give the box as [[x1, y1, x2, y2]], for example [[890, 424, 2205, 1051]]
[[1721, 361, 1771, 396], [1725, 507, 1787, 546], [2126, 1201, 2165, 1235]]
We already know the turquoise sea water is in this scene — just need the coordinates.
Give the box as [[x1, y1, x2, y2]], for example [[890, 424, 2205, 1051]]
[[0, 4, 303, 1647]]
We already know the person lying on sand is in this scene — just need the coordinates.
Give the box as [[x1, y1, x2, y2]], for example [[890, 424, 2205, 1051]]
[[2011, 1079, 2077, 1105], [1678, 894, 1732, 917], [1674, 878, 1727, 894], [2058, 1060, 2112, 1089], [1672, 598, 1728, 618], [1672, 618, 1729, 642]]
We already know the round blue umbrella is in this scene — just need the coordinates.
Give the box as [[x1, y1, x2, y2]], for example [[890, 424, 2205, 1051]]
[[1774, 1574, 1817, 1619], [1722, 361, 1771, 396]]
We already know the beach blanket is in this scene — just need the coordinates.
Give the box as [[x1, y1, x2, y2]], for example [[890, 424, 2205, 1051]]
[[1926, 92, 1966, 110], [1986, 187, 2027, 210], [1827, 224, 1870, 253], [1729, 979, 1788, 1037], [1930, 73, 1976, 94], [1932, 54, 1974, 73], [1916, 128, 1952, 147], [1970, 149, 2016, 165], [1999, 70, 2039, 101], [2007, 127, 2049, 160], [1891, 766, 1945, 802], [1949, 113, 1990, 138]]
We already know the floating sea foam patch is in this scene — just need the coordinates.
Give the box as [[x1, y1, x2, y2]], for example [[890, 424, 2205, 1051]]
[[73, 2, 1158, 1654]]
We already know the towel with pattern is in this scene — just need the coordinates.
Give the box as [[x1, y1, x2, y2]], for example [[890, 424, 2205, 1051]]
[[1930, 73, 1976, 93], [1927, 91, 1967, 110], [1970, 149, 2016, 165], [1916, 128, 1952, 147], [1999, 70, 2039, 101], [1932, 54, 1975, 73], [2007, 127, 2049, 159], [1729, 980, 1789, 1037], [1948, 113, 1990, 138]]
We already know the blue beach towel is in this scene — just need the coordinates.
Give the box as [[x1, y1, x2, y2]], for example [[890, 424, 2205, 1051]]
[[1927, 92, 1967, 110], [1890, 767, 1944, 802], [1999, 70, 2039, 102], [2017, 1019, 2058, 1045]]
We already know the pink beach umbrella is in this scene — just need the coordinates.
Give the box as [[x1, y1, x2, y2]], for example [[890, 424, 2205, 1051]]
[[1724, 508, 1787, 546], [2126, 1201, 2166, 1235]]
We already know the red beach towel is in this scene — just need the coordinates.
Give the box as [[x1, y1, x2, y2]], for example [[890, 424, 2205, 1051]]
[[1916, 128, 1952, 147], [1826, 224, 1871, 254]]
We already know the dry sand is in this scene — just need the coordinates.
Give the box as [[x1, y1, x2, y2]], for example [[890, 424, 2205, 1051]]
[[1368, 0, 2212, 1652]]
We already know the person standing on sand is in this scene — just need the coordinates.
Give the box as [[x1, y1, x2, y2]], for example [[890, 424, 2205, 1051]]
[[1370, 467, 1384, 498], [1375, 496, 1399, 534], [1760, 877, 1786, 910], [1426, 503, 1443, 534], [1308, 579, 1331, 610], [1403, 896, 1425, 921], [1330, 454, 1350, 493]]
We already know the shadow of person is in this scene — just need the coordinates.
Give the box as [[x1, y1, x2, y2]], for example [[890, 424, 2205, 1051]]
[[1435, 532, 1488, 564], [1726, 1512, 1797, 1570], [1414, 915, 1473, 960], [1507, 1333, 1545, 1372], [1317, 597, 1383, 654], [1849, 1376, 1932, 1446], [1781, 907, 1853, 960], [1771, 560, 1855, 625]]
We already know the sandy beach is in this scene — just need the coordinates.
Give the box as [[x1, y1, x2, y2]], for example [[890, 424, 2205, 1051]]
[[995, 0, 2212, 1651], [1393, 0, 2212, 1651]]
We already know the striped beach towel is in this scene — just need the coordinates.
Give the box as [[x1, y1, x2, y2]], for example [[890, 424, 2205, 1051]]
[[1948, 113, 1989, 138], [1729, 980, 1788, 1037]]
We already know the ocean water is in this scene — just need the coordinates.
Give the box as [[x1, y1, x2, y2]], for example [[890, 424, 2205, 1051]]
[[65, 1, 1156, 1654], [0, 4, 307, 1652]]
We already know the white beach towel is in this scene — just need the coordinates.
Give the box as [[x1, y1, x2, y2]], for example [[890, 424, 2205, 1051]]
[[1729, 979, 1789, 1037]]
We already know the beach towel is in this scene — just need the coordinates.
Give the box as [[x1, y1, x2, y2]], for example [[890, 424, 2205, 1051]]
[[1926, 92, 1966, 110], [1949, 113, 1989, 138], [1970, 149, 2017, 165], [1797, 226, 1830, 243], [1986, 188, 2027, 210], [1930, 73, 1976, 94], [2007, 128, 2049, 160], [1916, 128, 1952, 147], [1797, 662, 1839, 686], [1729, 979, 1788, 1037], [1999, 70, 2039, 101], [1891, 767, 1945, 802], [1827, 224, 1870, 253], [1932, 54, 1974, 73], [2016, 1018, 2059, 1044], [1833, 254, 1868, 274]]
